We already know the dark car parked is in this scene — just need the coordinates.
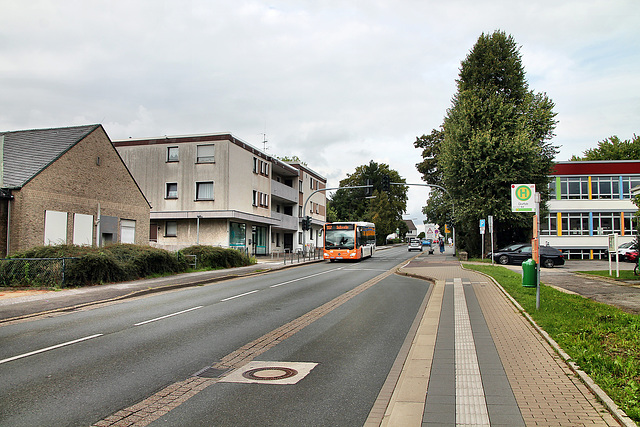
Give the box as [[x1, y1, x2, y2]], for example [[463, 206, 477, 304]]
[[491, 243, 565, 268]]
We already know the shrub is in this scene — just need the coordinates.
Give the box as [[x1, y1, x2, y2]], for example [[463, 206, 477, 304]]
[[65, 251, 128, 286], [180, 245, 255, 269]]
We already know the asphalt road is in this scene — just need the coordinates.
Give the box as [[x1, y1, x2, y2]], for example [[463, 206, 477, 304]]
[[0, 247, 428, 426]]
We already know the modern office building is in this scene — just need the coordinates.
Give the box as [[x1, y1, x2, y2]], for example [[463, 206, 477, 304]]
[[541, 160, 640, 259], [114, 133, 326, 255]]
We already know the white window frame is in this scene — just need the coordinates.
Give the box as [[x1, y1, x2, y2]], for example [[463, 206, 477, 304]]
[[167, 146, 179, 162], [166, 182, 178, 199], [196, 144, 215, 163], [165, 221, 178, 237]]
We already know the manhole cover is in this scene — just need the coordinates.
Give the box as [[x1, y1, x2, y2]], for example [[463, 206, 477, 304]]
[[242, 367, 298, 381], [219, 361, 318, 385]]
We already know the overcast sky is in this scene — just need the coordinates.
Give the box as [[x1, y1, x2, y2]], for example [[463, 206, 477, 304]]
[[1, 0, 638, 220]]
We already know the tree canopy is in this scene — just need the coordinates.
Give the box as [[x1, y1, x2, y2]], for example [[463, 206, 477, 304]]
[[571, 135, 640, 160], [418, 30, 558, 255], [328, 160, 407, 245]]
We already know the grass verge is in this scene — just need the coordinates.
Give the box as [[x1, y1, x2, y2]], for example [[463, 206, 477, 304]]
[[578, 269, 640, 282], [465, 263, 640, 423]]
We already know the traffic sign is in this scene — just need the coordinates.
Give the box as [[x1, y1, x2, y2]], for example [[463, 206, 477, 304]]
[[511, 184, 535, 212]]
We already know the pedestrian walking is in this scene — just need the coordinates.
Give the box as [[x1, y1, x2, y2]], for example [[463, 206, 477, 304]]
[[439, 239, 445, 253]]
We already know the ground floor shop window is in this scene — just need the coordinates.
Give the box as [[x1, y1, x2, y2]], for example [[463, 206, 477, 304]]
[[230, 222, 246, 248], [252, 225, 268, 255]]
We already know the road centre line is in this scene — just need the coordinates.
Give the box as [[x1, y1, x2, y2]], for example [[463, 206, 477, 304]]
[[220, 290, 260, 302], [0, 333, 104, 365], [134, 306, 204, 326], [270, 266, 345, 288]]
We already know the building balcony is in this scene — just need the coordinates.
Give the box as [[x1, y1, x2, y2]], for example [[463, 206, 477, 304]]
[[271, 211, 299, 231], [271, 180, 298, 204]]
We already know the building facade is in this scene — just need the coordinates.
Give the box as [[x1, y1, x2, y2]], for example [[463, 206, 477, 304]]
[[114, 133, 326, 255], [542, 160, 640, 259], [0, 125, 150, 257]]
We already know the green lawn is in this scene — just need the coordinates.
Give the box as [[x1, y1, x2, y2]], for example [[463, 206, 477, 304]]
[[464, 263, 640, 422]]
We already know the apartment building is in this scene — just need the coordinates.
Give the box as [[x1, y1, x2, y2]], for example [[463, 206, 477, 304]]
[[541, 160, 640, 259], [290, 162, 326, 252], [113, 133, 326, 255]]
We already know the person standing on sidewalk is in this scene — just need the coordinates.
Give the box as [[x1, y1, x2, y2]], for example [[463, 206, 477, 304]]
[[439, 239, 445, 253]]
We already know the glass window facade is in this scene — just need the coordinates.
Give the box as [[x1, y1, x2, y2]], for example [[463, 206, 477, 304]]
[[542, 212, 637, 236], [551, 175, 640, 200]]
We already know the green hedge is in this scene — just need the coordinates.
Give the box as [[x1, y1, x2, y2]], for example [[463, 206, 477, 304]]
[[179, 245, 254, 269], [3, 244, 254, 288]]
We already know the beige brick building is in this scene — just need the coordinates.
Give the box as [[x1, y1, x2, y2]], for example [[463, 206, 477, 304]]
[[114, 133, 326, 255], [0, 125, 150, 256]]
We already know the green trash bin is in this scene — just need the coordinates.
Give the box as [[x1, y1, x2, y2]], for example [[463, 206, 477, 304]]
[[522, 258, 537, 287]]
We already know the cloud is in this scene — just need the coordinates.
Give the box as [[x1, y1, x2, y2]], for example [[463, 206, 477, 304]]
[[0, 0, 638, 219]]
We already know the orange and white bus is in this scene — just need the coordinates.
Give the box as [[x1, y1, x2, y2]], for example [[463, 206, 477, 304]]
[[323, 222, 376, 261]]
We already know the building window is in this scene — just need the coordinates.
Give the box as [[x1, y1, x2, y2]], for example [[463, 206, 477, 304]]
[[253, 158, 269, 177], [196, 181, 214, 200], [623, 212, 638, 235], [196, 144, 215, 163], [559, 177, 589, 199], [230, 222, 246, 248], [120, 219, 136, 244], [44, 210, 68, 245], [558, 212, 590, 236], [299, 180, 303, 192], [167, 146, 179, 162], [591, 176, 619, 200], [165, 221, 177, 237], [592, 212, 622, 235], [540, 214, 557, 236], [166, 183, 178, 199], [622, 176, 640, 199], [252, 190, 269, 207]]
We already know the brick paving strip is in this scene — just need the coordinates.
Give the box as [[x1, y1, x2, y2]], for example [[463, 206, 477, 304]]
[[92, 262, 405, 427], [472, 278, 623, 426]]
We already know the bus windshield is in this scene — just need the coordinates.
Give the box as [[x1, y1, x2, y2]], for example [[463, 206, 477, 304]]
[[325, 228, 355, 250]]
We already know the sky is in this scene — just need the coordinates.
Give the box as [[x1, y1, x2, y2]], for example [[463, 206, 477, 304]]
[[1, 0, 638, 221]]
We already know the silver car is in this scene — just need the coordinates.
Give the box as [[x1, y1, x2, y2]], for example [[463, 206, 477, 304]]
[[408, 238, 422, 252]]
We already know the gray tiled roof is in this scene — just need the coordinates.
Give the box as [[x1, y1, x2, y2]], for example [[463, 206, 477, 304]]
[[1, 124, 100, 188]]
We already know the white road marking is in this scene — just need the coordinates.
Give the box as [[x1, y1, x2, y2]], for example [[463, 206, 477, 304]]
[[134, 306, 203, 326], [269, 267, 344, 288], [0, 334, 104, 365], [220, 290, 259, 302]]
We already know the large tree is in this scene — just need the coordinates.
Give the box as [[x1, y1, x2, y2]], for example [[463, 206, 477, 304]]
[[571, 135, 640, 160], [434, 31, 558, 255], [328, 160, 407, 245]]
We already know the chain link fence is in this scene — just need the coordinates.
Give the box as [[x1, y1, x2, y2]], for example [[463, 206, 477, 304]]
[[0, 258, 79, 288]]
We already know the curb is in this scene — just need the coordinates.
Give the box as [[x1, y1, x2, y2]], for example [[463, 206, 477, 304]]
[[462, 264, 637, 427]]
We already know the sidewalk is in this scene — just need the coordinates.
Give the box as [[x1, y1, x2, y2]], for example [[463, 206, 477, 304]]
[[371, 250, 635, 427]]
